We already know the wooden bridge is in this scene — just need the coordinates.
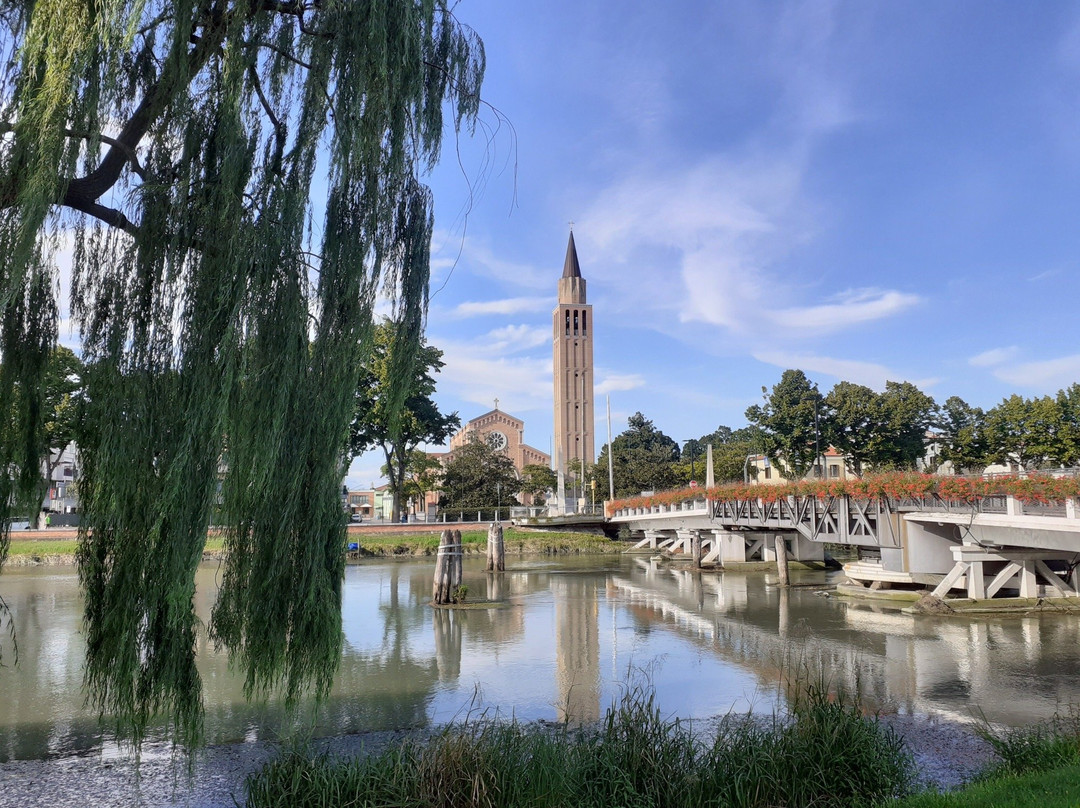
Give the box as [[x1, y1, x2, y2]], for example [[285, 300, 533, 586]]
[[608, 491, 1080, 602]]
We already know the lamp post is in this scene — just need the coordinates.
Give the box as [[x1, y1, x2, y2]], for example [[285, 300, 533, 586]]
[[814, 398, 822, 478], [802, 390, 823, 478]]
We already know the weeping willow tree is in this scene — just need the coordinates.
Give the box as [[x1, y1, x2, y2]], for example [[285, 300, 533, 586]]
[[0, 0, 485, 748]]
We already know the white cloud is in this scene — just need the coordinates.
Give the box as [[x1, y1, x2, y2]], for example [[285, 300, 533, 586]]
[[771, 289, 920, 332], [486, 324, 550, 352], [344, 457, 387, 490], [449, 297, 550, 318], [991, 354, 1080, 389], [753, 350, 935, 391], [595, 373, 646, 395], [579, 155, 917, 340], [969, 346, 1020, 367], [435, 337, 552, 415], [438, 236, 548, 290]]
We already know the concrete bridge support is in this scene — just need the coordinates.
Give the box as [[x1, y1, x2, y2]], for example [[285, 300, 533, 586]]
[[703, 530, 756, 564], [930, 544, 1080, 600], [630, 529, 671, 551], [759, 532, 824, 564]]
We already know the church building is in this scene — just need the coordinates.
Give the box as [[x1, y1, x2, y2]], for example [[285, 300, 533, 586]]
[[430, 230, 594, 512], [447, 405, 550, 474]]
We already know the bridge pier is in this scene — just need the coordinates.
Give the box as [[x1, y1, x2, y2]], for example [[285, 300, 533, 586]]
[[705, 530, 754, 563], [630, 529, 670, 551], [761, 532, 824, 564], [930, 544, 1080, 600]]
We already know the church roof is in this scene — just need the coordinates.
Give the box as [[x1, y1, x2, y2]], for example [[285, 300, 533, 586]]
[[562, 231, 581, 279], [466, 408, 524, 428]]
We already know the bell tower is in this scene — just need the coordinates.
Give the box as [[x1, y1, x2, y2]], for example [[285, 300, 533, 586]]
[[553, 230, 595, 480]]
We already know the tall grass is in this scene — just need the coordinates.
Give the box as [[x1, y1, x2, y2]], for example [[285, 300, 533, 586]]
[[976, 708, 1080, 777], [244, 677, 914, 808]]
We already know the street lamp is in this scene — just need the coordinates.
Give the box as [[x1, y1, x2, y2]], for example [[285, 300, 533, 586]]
[[802, 391, 823, 478]]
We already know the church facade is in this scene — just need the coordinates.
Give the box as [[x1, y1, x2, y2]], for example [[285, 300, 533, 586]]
[[448, 406, 550, 474]]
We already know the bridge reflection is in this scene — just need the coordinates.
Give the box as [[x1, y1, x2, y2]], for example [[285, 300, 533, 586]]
[[610, 557, 1080, 726]]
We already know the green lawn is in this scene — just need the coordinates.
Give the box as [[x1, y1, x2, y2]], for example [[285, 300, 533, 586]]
[[351, 528, 615, 556], [5, 530, 612, 559], [6, 535, 227, 558], [890, 765, 1080, 808]]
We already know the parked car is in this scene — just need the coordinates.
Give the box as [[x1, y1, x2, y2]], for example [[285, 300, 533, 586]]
[[350, 513, 363, 523]]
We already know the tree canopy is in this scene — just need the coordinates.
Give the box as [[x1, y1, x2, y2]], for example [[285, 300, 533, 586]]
[[349, 321, 459, 521], [0, 0, 486, 750], [520, 463, 557, 504], [594, 412, 681, 499], [438, 437, 520, 512], [745, 370, 823, 478]]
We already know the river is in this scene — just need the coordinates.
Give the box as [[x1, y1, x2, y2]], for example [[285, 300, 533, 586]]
[[2, 553, 1079, 762]]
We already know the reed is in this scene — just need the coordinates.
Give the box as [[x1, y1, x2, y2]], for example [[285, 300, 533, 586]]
[[975, 709, 1080, 777], [244, 676, 914, 808]]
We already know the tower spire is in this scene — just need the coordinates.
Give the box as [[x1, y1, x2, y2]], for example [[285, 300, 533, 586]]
[[562, 230, 582, 279]]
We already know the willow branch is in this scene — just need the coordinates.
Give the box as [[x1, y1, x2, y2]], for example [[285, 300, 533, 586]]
[[248, 65, 287, 175], [257, 40, 313, 70]]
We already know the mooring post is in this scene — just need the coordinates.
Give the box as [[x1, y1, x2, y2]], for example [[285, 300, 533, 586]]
[[433, 529, 453, 604], [486, 521, 505, 572], [451, 529, 463, 593], [774, 534, 790, 587], [691, 530, 703, 569]]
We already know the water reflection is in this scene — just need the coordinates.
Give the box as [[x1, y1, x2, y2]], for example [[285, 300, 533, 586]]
[[3, 555, 1080, 761]]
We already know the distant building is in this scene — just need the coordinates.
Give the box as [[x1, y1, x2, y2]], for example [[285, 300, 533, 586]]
[[345, 489, 375, 519], [42, 444, 79, 514], [746, 447, 851, 485]]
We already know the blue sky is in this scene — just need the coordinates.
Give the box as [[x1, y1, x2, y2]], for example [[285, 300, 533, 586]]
[[308, 5, 1080, 487]]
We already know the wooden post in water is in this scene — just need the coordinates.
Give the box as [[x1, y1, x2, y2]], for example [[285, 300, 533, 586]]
[[486, 522, 505, 572], [691, 531, 703, 569], [774, 534, 789, 587], [451, 529, 463, 594], [433, 529, 463, 605]]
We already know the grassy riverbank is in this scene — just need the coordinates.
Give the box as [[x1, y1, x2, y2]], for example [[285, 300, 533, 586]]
[[242, 681, 1080, 808], [245, 680, 913, 808], [892, 716, 1080, 808], [2, 529, 614, 565], [351, 528, 614, 557]]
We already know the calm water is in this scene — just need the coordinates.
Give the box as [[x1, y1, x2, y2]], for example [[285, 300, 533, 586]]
[[2, 554, 1080, 761]]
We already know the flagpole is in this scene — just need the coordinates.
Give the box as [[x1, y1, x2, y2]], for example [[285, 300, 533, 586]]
[[606, 395, 614, 500]]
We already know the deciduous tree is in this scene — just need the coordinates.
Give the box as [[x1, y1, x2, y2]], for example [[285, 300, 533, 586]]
[[935, 396, 988, 473], [595, 412, 681, 499], [521, 463, 557, 505], [438, 438, 520, 512], [983, 394, 1062, 470], [349, 322, 460, 522], [745, 370, 823, 479]]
